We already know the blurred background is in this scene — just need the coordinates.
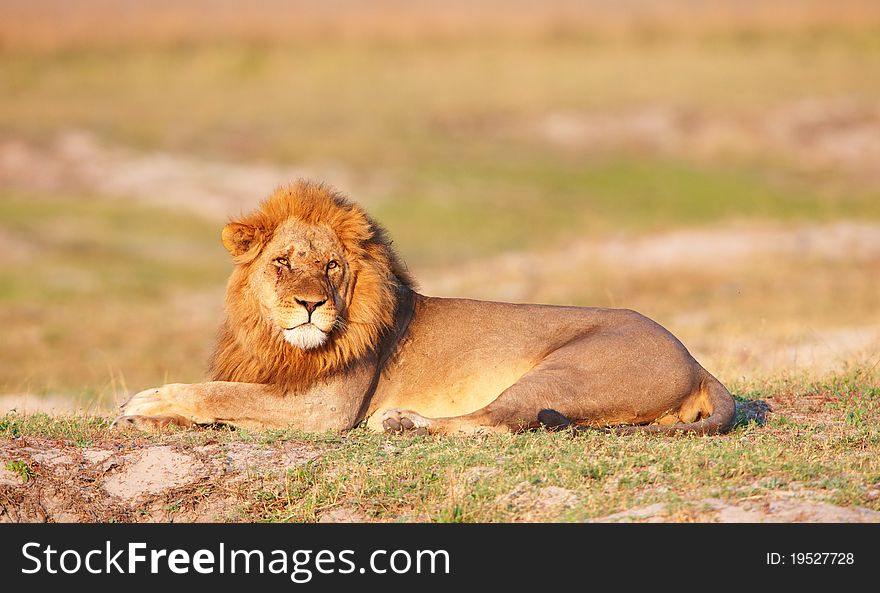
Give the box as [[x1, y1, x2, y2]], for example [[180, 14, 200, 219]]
[[1, 0, 878, 413]]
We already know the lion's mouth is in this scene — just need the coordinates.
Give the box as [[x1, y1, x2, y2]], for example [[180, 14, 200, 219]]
[[282, 321, 333, 334], [282, 323, 329, 350], [282, 322, 319, 331]]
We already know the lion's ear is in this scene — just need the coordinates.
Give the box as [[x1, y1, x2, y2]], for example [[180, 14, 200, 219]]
[[221, 222, 264, 262]]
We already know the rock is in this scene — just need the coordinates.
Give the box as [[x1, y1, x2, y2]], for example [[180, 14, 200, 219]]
[[282, 443, 322, 468], [591, 503, 669, 523], [497, 481, 579, 518], [318, 507, 368, 523], [0, 466, 23, 487], [461, 466, 500, 486], [102, 446, 207, 500]]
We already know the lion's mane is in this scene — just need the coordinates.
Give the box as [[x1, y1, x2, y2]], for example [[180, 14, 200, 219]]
[[208, 181, 414, 393]]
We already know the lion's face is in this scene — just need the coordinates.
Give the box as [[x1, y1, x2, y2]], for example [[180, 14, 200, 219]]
[[251, 219, 350, 350]]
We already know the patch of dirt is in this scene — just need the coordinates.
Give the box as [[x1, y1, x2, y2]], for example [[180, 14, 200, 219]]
[[592, 502, 670, 523], [521, 100, 880, 181], [102, 445, 209, 500], [0, 436, 324, 523], [461, 466, 501, 486], [449, 466, 502, 499], [592, 496, 880, 523], [421, 222, 880, 300], [0, 131, 369, 220], [318, 506, 369, 523], [496, 481, 580, 519], [0, 466, 22, 487], [0, 228, 35, 263]]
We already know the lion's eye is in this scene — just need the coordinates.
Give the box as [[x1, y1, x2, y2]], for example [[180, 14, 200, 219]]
[[326, 261, 339, 271], [275, 257, 290, 268]]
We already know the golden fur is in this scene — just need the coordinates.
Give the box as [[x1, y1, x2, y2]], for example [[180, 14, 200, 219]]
[[115, 180, 736, 436]]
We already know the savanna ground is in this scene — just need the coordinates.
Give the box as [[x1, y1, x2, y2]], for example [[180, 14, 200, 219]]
[[1, 1, 879, 522]]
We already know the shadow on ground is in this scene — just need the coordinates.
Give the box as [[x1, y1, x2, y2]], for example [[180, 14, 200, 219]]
[[733, 397, 772, 429]]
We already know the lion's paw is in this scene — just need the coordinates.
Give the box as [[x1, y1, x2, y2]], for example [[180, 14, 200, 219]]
[[112, 384, 210, 431], [111, 414, 194, 431], [380, 409, 431, 435]]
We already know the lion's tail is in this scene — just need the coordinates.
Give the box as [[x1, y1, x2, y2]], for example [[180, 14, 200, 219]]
[[538, 370, 736, 436]]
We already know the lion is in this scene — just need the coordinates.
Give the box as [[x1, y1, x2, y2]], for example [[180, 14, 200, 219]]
[[114, 180, 736, 436]]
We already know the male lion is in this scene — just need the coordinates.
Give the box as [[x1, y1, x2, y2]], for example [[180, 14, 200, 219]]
[[115, 181, 736, 435]]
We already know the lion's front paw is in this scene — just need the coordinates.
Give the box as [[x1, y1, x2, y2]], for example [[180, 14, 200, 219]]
[[112, 384, 211, 431], [111, 414, 195, 431], [380, 408, 431, 435]]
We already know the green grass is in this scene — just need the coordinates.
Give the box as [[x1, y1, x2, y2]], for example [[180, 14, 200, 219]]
[[0, 190, 232, 395], [2, 369, 877, 522], [4, 460, 34, 483], [377, 157, 880, 263], [0, 413, 112, 446], [0, 191, 227, 304], [3, 34, 880, 165]]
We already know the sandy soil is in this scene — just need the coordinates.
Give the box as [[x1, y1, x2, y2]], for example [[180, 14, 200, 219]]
[[0, 131, 366, 220], [511, 99, 880, 181], [0, 437, 323, 522]]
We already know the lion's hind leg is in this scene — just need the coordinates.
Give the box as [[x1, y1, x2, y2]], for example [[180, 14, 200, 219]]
[[378, 351, 588, 436], [377, 331, 713, 436]]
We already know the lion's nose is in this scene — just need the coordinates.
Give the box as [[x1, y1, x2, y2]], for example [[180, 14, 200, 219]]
[[295, 298, 327, 315]]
